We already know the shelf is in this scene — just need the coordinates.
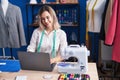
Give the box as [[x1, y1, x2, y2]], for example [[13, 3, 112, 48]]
[[26, 2, 79, 6], [28, 23, 79, 27], [61, 23, 79, 27], [26, 2, 80, 44]]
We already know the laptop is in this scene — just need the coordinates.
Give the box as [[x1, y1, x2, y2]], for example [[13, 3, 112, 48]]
[[17, 51, 56, 71]]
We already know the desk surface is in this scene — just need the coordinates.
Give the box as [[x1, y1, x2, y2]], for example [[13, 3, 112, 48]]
[[0, 63, 99, 80]]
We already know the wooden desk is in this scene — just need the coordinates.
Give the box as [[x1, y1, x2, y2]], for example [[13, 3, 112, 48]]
[[0, 63, 99, 80]]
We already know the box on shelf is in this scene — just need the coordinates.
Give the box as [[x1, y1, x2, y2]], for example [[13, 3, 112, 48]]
[[56, 0, 78, 4]]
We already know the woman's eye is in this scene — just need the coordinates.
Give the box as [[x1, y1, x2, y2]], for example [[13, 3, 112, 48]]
[[46, 16, 49, 19], [41, 18, 45, 21]]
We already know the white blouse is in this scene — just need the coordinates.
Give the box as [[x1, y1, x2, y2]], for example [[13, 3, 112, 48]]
[[27, 28, 68, 56]]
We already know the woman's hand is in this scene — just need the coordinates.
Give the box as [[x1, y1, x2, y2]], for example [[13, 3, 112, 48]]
[[50, 56, 63, 64], [50, 58, 56, 64]]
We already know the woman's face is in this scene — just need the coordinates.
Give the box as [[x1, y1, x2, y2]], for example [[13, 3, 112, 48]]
[[40, 11, 53, 29]]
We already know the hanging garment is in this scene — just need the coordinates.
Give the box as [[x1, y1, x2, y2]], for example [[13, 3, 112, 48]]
[[100, 0, 110, 40], [100, 0, 114, 41], [0, 3, 26, 48], [105, 0, 120, 62], [104, 0, 114, 37]]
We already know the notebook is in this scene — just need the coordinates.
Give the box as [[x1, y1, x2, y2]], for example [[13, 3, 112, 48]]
[[17, 51, 56, 71]]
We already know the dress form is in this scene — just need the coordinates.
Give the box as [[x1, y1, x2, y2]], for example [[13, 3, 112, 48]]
[[87, 0, 106, 32], [0, 0, 9, 57], [1, 0, 15, 59], [86, 0, 96, 40], [86, 0, 106, 63], [1, 0, 9, 16], [0, 0, 26, 59]]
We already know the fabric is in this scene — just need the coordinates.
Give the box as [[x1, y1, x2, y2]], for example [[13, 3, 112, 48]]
[[100, 0, 110, 40], [27, 28, 68, 58], [105, 0, 118, 45], [104, 0, 114, 35], [0, 3, 26, 48], [105, 0, 120, 62]]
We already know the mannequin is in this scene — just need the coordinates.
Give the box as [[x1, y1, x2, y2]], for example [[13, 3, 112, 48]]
[[86, 0, 106, 62], [0, 0, 9, 57], [0, 0, 26, 58], [87, 0, 106, 32], [1, 0, 8, 16]]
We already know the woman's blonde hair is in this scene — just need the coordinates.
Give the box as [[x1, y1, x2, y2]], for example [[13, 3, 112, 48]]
[[38, 5, 60, 30]]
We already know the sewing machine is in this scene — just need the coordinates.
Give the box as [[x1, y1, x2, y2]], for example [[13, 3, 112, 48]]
[[57, 45, 90, 74]]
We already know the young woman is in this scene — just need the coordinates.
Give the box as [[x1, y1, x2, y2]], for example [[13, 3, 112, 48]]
[[27, 5, 68, 64]]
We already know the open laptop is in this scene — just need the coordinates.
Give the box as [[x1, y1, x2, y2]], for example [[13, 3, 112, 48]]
[[17, 51, 56, 71]]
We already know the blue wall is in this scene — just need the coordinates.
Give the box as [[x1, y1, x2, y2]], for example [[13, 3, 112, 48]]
[[0, 0, 86, 59]]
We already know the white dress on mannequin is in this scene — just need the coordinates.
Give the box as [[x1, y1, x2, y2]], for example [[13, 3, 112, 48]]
[[87, 0, 106, 33], [1, 0, 8, 16]]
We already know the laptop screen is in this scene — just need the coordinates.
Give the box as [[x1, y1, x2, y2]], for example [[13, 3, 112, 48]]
[[18, 51, 55, 71]]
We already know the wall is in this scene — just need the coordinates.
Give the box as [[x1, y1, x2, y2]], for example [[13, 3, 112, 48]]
[[0, 0, 86, 59]]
